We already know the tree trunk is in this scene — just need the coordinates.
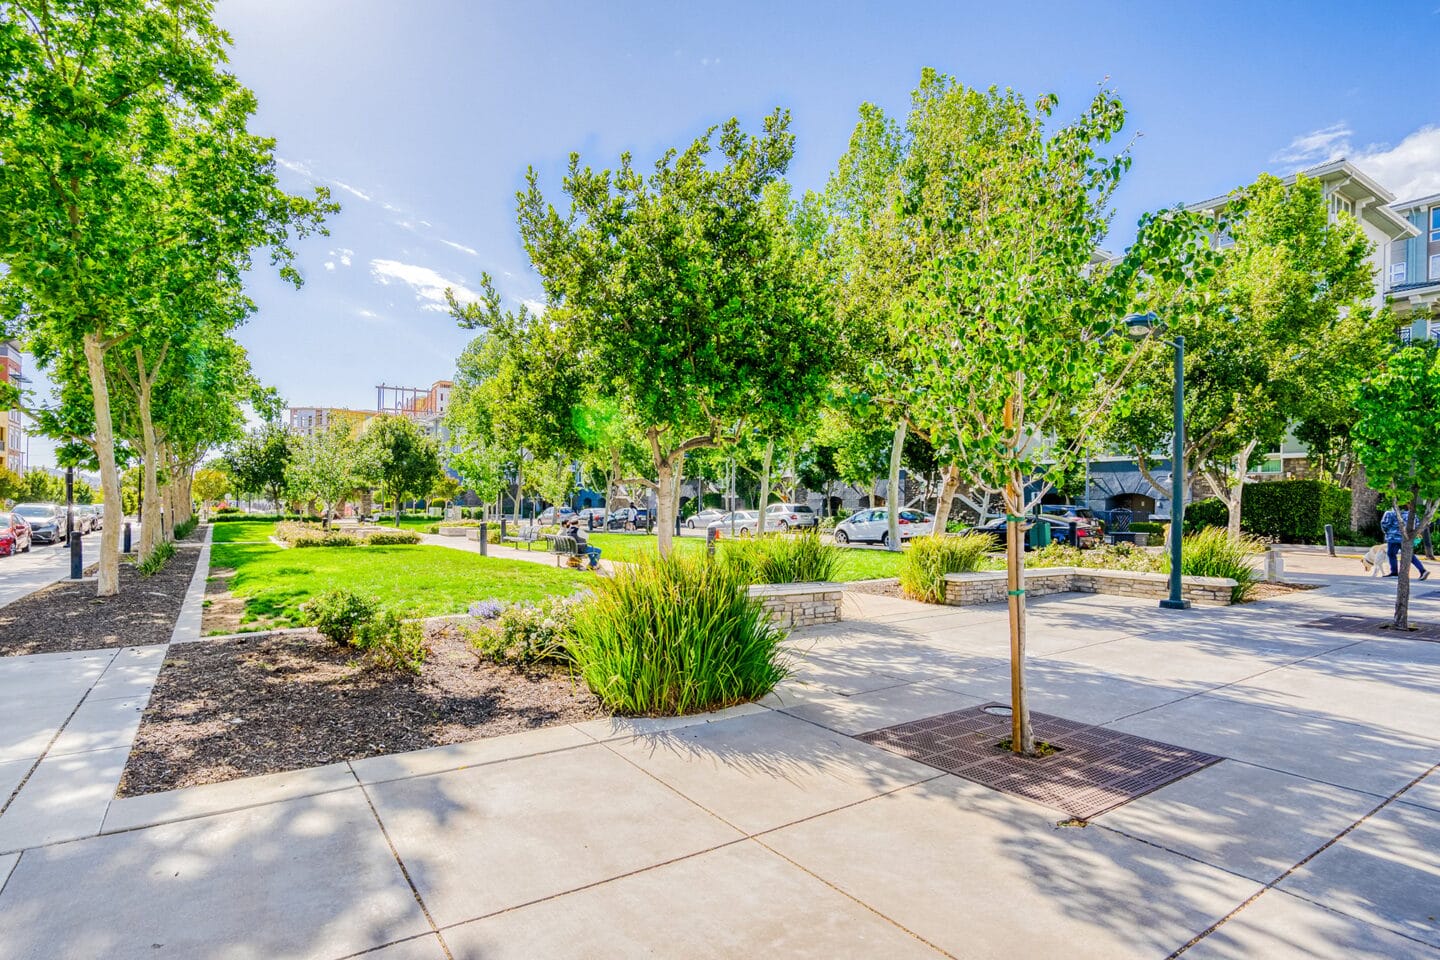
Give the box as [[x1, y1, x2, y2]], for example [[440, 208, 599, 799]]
[[1395, 493, 1415, 630], [886, 420, 906, 551], [1226, 440, 1258, 539], [932, 463, 961, 534], [1003, 392, 1034, 756], [83, 332, 121, 597], [758, 439, 774, 535], [655, 455, 676, 557], [136, 373, 162, 559]]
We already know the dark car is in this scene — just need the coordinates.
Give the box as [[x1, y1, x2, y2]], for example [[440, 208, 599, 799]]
[[13, 503, 68, 545], [0, 513, 31, 556], [974, 515, 1097, 550], [605, 507, 650, 530]]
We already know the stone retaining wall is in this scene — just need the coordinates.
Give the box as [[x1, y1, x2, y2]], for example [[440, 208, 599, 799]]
[[943, 567, 1237, 607], [747, 582, 844, 628]]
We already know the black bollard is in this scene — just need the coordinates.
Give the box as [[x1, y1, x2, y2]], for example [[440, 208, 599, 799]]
[[706, 526, 717, 559], [675, 512, 681, 538], [69, 531, 83, 579], [500, 516, 507, 541], [1069, 521, 1079, 548], [123, 521, 132, 554], [478, 521, 488, 557], [1324, 523, 1336, 557]]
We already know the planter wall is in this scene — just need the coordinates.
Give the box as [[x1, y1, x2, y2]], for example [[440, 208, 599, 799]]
[[747, 582, 843, 628], [943, 567, 1236, 606]]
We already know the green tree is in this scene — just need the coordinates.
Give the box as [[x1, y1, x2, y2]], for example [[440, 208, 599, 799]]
[[447, 433, 508, 515], [1353, 342, 1440, 630], [896, 77, 1207, 754], [360, 415, 441, 526], [285, 423, 367, 530], [0, 2, 333, 594], [526, 456, 575, 517], [224, 422, 292, 510], [510, 110, 831, 555], [0, 465, 23, 504], [429, 474, 463, 508], [1106, 172, 1378, 536], [192, 467, 230, 510]]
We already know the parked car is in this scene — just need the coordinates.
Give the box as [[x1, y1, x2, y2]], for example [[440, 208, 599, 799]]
[[764, 502, 819, 530], [13, 503, 68, 545], [76, 504, 101, 532], [605, 507, 650, 530], [0, 513, 31, 556], [536, 505, 576, 525], [832, 508, 930, 545], [1040, 504, 1104, 534], [67, 505, 93, 534], [685, 508, 726, 529], [972, 515, 1098, 549], [576, 507, 608, 526], [706, 510, 760, 538], [87, 504, 105, 530]]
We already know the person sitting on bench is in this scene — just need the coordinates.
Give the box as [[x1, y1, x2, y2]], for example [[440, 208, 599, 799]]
[[565, 517, 600, 570]]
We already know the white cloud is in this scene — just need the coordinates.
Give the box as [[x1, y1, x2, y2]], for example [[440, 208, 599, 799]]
[[439, 239, 479, 256], [329, 179, 372, 203], [521, 298, 546, 315], [369, 258, 479, 311], [276, 157, 314, 177], [1273, 122, 1352, 167], [1354, 126, 1440, 200], [326, 248, 354, 267], [323, 261, 335, 271]]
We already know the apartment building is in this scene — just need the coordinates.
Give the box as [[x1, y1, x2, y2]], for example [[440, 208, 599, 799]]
[[1388, 191, 1440, 340], [287, 380, 455, 441], [286, 406, 378, 438], [1, 341, 24, 473]]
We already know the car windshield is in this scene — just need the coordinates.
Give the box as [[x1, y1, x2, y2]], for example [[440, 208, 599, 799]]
[[14, 505, 55, 518]]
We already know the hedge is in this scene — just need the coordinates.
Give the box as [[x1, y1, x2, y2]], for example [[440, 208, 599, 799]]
[[1240, 480, 1351, 544], [1183, 498, 1229, 533]]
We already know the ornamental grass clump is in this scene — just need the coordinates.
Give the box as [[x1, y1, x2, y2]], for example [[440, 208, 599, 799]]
[[569, 554, 787, 715], [898, 533, 996, 603], [1173, 527, 1262, 602], [721, 530, 839, 584]]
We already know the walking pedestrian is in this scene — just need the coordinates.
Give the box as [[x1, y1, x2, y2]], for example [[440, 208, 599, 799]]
[[1381, 502, 1430, 580]]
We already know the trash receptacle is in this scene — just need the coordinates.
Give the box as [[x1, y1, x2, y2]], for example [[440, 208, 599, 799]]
[[1027, 518, 1052, 549]]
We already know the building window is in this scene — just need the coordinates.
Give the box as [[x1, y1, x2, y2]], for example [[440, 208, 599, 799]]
[[1391, 262, 1408, 286], [1401, 326, 1413, 344], [1431, 206, 1440, 243], [1432, 253, 1440, 281], [1329, 193, 1355, 217]]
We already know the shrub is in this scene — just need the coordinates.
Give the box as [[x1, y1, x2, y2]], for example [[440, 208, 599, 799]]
[[356, 610, 428, 674], [135, 541, 175, 577], [1239, 480, 1351, 543], [469, 593, 587, 665], [569, 554, 787, 715], [1129, 520, 1166, 536], [721, 530, 839, 584], [174, 517, 199, 539], [1028, 541, 1165, 573], [367, 530, 422, 545], [292, 532, 358, 548], [1183, 497, 1229, 534], [214, 506, 241, 515], [1172, 527, 1262, 602], [468, 599, 505, 619], [899, 533, 995, 603], [301, 588, 379, 646]]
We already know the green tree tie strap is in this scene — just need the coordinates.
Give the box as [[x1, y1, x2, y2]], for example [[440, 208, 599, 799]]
[[1008, 588, 1025, 596]]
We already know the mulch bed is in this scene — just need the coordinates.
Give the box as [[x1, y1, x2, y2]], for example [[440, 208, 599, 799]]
[[1245, 581, 1321, 602], [0, 546, 202, 656], [843, 578, 904, 598], [118, 621, 605, 796]]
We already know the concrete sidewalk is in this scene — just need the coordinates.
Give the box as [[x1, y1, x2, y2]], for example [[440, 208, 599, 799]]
[[0, 554, 1436, 958]]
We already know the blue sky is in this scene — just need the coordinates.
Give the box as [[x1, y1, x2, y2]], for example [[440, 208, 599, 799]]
[[21, 0, 1440, 466]]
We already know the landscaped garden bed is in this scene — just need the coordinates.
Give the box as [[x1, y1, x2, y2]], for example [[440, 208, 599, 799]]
[[118, 620, 603, 796], [0, 546, 202, 656], [202, 541, 590, 634]]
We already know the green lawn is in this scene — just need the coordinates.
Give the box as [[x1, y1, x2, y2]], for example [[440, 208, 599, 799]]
[[210, 519, 279, 543], [587, 532, 907, 581], [209, 542, 590, 630]]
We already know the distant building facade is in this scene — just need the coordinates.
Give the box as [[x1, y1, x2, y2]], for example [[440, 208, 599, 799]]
[[1, 341, 24, 473]]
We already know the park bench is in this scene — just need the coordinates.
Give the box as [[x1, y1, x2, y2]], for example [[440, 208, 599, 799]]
[[549, 534, 587, 568], [503, 526, 541, 550]]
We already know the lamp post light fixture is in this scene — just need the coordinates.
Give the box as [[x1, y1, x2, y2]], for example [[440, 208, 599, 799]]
[[1122, 312, 1190, 610]]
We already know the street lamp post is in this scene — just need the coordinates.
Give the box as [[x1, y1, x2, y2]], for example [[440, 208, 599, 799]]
[[1123, 313, 1190, 611]]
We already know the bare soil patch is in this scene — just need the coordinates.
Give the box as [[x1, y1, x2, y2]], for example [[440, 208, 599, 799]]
[[119, 621, 605, 796], [201, 568, 249, 635], [0, 547, 201, 656], [1245, 581, 1321, 602]]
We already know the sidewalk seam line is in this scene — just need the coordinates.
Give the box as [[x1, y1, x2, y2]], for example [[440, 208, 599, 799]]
[[354, 777, 456, 960]]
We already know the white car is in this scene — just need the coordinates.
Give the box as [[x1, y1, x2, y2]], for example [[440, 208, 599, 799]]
[[706, 510, 760, 538], [686, 508, 726, 529], [536, 506, 576, 525], [576, 507, 607, 525], [832, 508, 934, 546]]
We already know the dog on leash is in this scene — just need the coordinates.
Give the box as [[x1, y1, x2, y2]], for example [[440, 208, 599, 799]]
[[1359, 544, 1388, 577]]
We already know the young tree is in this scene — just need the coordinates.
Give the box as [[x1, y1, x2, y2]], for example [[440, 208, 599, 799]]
[[1353, 342, 1440, 630], [429, 474, 463, 509], [285, 423, 367, 530], [192, 467, 230, 513], [511, 111, 831, 555], [360, 415, 441, 526], [224, 422, 292, 511], [896, 76, 1206, 754], [527, 456, 576, 517]]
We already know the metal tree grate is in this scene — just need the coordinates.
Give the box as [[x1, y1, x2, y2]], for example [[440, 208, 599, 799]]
[[856, 704, 1221, 819]]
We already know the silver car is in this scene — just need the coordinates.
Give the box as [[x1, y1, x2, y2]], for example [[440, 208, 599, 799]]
[[686, 508, 726, 529], [764, 502, 818, 530], [832, 508, 932, 546], [706, 510, 760, 538]]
